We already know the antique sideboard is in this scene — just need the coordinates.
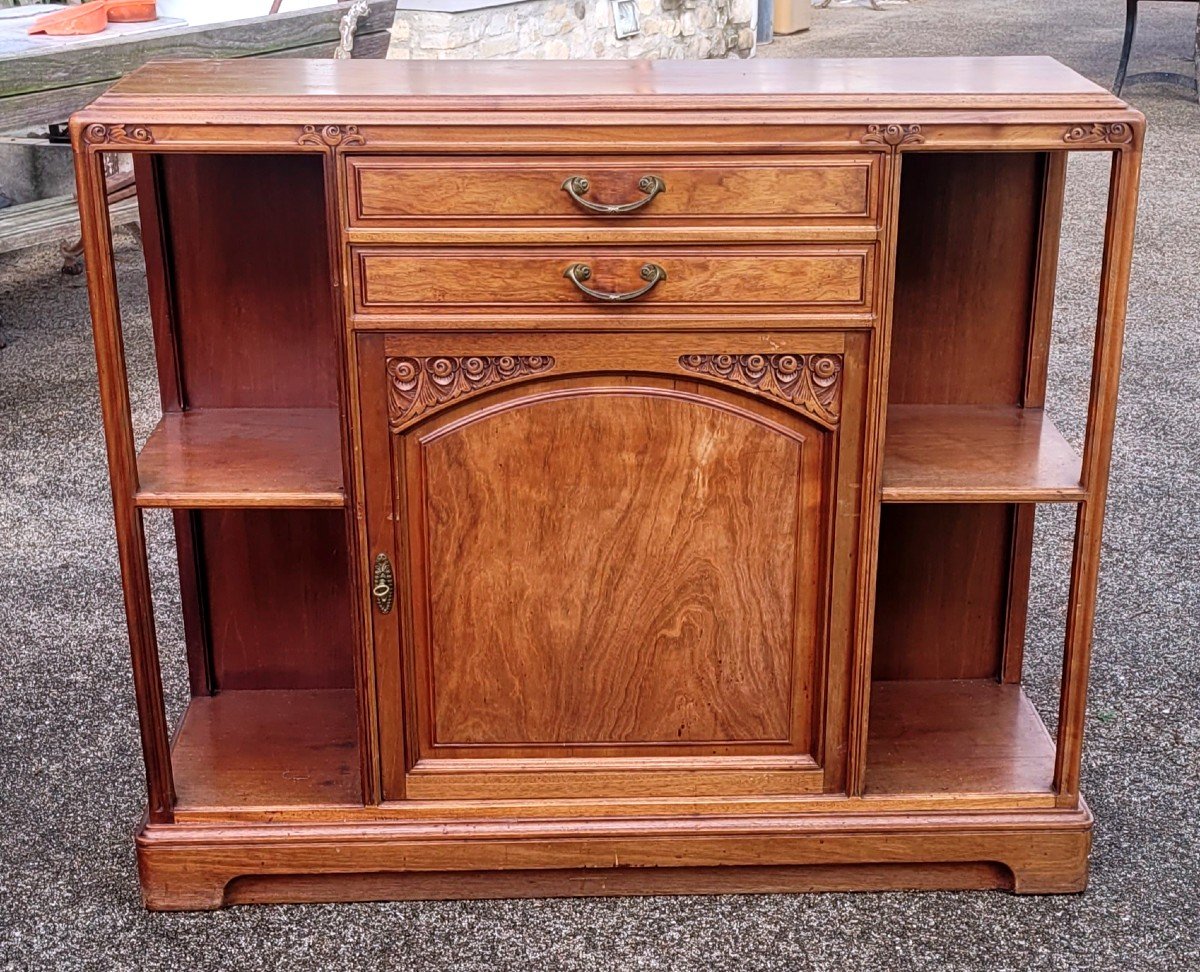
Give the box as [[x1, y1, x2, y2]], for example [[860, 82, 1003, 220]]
[[72, 57, 1143, 910]]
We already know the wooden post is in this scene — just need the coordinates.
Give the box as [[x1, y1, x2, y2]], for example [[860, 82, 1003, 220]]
[[72, 136, 176, 823], [1054, 140, 1143, 805]]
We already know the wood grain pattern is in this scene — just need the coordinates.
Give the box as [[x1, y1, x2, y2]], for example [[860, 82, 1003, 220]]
[[135, 408, 345, 508], [0, 2, 396, 99], [133, 807, 1094, 909], [889, 152, 1044, 405], [354, 246, 870, 312], [172, 689, 361, 810], [224, 862, 1016, 905], [416, 388, 818, 751], [200, 510, 355, 692], [91, 56, 1121, 111], [881, 405, 1083, 502], [348, 155, 877, 226], [866, 680, 1056, 796], [872, 504, 1012, 680], [155, 153, 338, 409], [358, 330, 856, 804]]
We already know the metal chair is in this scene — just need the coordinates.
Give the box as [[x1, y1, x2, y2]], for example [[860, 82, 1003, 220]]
[[1114, 0, 1200, 100]]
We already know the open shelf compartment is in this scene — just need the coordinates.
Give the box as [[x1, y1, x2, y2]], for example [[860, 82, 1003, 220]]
[[136, 408, 345, 509], [865, 680, 1055, 799], [882, 405, 1083, 503], [172, 689, 362, 812]]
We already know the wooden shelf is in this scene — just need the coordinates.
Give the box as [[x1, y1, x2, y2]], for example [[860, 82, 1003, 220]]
[[172, 689, 362, 811], [881, 405, 1084, 503], [865, 679, 1056, 798], [135, 408, 345, 508]]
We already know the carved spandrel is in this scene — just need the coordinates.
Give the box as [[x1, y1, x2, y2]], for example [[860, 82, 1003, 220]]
[[298, 124, 366, 148], [83, 124, 154, 146], [1063, 123, 1134, 145], [677, 353, 843, 427], [387, 355, 556, 431], [861, 124, 924, 147]]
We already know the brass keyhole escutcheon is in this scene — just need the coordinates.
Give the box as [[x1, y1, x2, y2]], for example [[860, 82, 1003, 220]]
[[372, 553, 394, 614]]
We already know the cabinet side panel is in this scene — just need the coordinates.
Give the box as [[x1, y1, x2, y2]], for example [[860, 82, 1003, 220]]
[[889, 152, 1042, 405], [872, 504, 1011, 680], [201, 509, 355, 690], [156, 153, 338, 409]]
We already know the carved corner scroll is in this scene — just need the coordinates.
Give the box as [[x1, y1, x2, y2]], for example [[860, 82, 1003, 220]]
[[861, 124, 924, 147], [298, 124, 366, 148], [387, 355, 555, 431], [1063, 123, 1134, 145], [678, 353, 844, 428], [83, 124, 154, 146]]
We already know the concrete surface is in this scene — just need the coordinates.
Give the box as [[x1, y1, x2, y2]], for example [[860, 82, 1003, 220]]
[[1, 0, 1198, 968]]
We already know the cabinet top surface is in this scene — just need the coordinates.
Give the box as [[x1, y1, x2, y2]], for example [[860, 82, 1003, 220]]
[[87, 56, 1124, 114]]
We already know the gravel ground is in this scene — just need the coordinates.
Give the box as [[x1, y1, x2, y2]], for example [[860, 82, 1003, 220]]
[[2, 1, 1198, 969]]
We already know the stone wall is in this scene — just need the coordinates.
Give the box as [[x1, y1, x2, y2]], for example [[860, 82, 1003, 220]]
[[388, 0, 757, 60]]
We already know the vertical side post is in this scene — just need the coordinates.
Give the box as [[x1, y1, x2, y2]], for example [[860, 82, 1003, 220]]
[[1002, 151, 1069, 685], [1054, 139, 1143, 804], [845, 145, 903, 796], [72, 136, 176, 822]]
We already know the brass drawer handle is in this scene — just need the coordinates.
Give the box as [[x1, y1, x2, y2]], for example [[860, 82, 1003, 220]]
[[563, 262, 667, 303], [372, 553, 394, 614], [561, 174, 665, 214]]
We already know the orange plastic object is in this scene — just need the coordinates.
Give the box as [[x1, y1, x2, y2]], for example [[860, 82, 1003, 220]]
[[105, 0, 158, 24], [28, 1, 108, 36]]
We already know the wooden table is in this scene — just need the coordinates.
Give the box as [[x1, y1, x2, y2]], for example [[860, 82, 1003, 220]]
[[0, 2, 396, 132], [0, 2, 394, 279]]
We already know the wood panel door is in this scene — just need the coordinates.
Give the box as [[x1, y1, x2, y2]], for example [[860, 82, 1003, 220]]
[[357, 332, 851, 802]]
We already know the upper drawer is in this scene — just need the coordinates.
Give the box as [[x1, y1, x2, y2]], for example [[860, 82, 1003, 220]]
[[345, 155, 879, 229]]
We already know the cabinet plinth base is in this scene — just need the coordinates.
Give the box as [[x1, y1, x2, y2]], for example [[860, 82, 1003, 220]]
[[136, 806, 1092, 910]]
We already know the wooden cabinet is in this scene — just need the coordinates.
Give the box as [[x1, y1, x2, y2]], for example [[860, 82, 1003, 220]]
[[73, 57, 1143, 909], [358, 335, 850, 801]]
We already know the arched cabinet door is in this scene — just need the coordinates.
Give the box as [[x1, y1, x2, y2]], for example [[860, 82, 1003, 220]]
[[356, 333, 857, 803]]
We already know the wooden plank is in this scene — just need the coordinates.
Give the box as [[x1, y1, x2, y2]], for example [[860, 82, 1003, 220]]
[[0, 23, 385, 133], [0, 2, 396, 96], [135, 408, 345, 508], [881, 404, 1084, 503], [0, 193, 138, 254], [866, 680, 1056, 796], [172, 689, 362, 810], [90, 55, 1125, 111]]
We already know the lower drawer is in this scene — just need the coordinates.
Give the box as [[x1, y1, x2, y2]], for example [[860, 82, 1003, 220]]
[[351, 245, 873, 314]]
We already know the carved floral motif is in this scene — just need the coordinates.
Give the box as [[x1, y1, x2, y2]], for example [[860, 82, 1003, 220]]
[[298, 124, 366, 148], [677, 353, 844, 426], [83, 124, 154, 146], [387, 355, 555, 430], [861, 124, 924, 147], [1063, 123, 1134, 145]]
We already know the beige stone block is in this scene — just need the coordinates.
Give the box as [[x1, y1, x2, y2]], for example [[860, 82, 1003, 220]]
[[418, 30, 453, 50], [492, 14, 515, 35], [479, 34, 520, 58]]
